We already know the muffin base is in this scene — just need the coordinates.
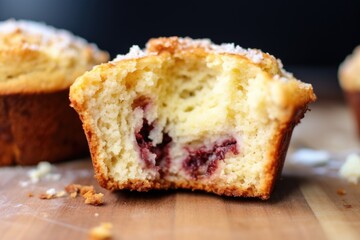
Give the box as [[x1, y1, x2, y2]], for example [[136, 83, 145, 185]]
[[344, 91, 360, 137], [93, 105, 308, 200], [0, 89, 88, 166]]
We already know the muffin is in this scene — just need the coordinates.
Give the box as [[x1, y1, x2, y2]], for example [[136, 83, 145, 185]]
[[339, 46, 360, 136], [70, 37, 316, 199], [0, 19, 108, 165]]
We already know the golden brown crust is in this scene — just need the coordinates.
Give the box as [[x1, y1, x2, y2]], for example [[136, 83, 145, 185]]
[[147, 37, 209, 54], [146, 37, 282, 76], [262, 104, 309, 197], [0, 19, 109, 94], [76, 103, 104, 183], [98, 176, 265, 199], [0, 89, 88, 165]]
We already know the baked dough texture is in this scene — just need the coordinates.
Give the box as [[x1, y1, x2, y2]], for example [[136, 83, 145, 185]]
[[0, 19, 108, 165], [70, 37, 316, 199]]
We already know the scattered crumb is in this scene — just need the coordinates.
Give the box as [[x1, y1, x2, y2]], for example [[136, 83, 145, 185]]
[[56, 190, 67, 198], [39, 188, 67, 200], [36, 183, 104, 203], [27, 192, 34, 197], [20, 161, 62, 187], [70, 192, 78, 198], [65, 184, 104, 206], [28, 162, 52, 183], [94, 213, 99, 217], [336, 188, 346, 196], [290, 148, 330, 166], [39, 193, 56, 200], [80, 185, 95, 196], [343, 204, 352, 209], [89, 222, 112, 240], [84, 192, 104, 206], [46, 188, 56, 195], [339, 153, 360, 184], [65, 184, 82, 194]]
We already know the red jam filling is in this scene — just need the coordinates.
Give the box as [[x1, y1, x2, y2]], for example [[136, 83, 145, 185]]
[[182, 138, 238, 179], [133, 97, 239, 178], [135, 119, 172, 169]]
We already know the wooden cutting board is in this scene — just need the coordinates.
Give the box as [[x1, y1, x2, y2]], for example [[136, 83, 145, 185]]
[[1, 101, 360, 240]]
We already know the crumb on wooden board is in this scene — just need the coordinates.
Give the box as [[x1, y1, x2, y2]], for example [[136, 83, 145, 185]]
[[89, 222, 113, 240]]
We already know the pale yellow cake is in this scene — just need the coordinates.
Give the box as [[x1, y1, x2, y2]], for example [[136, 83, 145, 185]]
[[70, 37, 316, 199]]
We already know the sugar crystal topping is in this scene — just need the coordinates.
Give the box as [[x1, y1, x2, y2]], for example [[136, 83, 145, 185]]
[[177, 37, 213, 49], [0, 19, 103, 56], [176, 37, 265, 64], [111, 37, 292, 81], [112, 38, 266, 64], [112, 45, 148, 62], [0, 19, 85, 46], [212, 43, 264, 63]]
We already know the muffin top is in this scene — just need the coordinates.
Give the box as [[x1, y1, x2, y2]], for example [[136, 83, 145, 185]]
[[105, 37, 316, 107], [71, 37, 316, 136], [339, 46, 360, 91], [0, 19, 108, 94]]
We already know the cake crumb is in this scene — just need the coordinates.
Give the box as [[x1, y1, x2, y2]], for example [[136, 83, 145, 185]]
[[339, 153, 360, 184], [70, 192, 78, 198], [28, 162, 52, 183], [89, 222, 112, 240], [65, 184, 104, 206], [65, 183, 82, 194], [27, 192, 34, 197], [56, 190, 67, 198], [39, 188, 67, 200], [80, 185, 95, 196], [94, 213, 99, 217], [46, 188, 56, 195], [344, 204, 352, 209], [84, 192, 104, 206], [336, 188, 346, 196], [23, 161, 62, 186], [39, 193, 55, 200]]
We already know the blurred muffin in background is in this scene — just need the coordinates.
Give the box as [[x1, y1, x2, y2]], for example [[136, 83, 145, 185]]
[[0, 19, 109, 166], [339, 46, 360, 137]]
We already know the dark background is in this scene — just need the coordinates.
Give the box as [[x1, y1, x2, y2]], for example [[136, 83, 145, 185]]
[[1, 0, 360, 98]]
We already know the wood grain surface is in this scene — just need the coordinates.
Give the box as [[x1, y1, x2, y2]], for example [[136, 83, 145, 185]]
[[1, 101, 360, 240]]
